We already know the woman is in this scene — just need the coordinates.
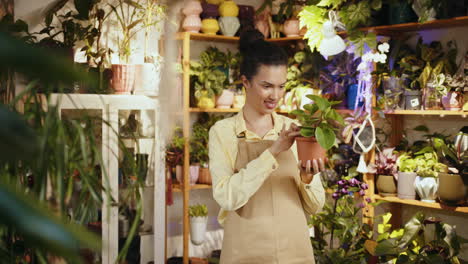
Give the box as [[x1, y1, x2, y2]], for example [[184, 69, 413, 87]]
[[208, 30, 326, 264]]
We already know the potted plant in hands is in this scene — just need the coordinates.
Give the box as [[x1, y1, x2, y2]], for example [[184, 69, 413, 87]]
[[189, 204, 208, 245], [396, 152, 418, 199], [291, 95, 345, 167], [436, 134, 468, 205], [413, 147, 446, 203], [369, 148, 399, 197]]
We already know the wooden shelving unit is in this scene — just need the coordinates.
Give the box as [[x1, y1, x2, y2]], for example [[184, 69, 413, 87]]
[[384, 110, 467, 116], [173, 16, 468, 264], [172, 183, 212, 192], [374, 195, 468, 214]]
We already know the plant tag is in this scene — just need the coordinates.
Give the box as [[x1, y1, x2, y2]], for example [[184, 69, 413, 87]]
[[309, 227, 315, 237], [410, 98, 419, 107]]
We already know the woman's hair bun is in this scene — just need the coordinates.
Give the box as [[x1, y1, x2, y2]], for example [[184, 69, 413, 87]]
[[239, 29, 265, 54]]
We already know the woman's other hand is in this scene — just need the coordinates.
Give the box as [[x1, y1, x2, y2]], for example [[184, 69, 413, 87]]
[[298, 159, 326, 184], [269, 123, 301, 157]]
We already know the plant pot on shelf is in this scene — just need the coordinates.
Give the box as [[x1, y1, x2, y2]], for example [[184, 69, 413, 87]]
[[134, 63, 161, 96], [182, 0, 203, 33], [111, 64, 136, 94], [189, 164, 200, 185], [423, 83, 443, 110], [190, 216, 207, 245], [441, 91, 462, 110], [387, 1, 417, 24], [198, 167, 212, 185], [376, 175, 397, 197], [347, 84, 364, 110], [197, 91, 216, 109], [201, 18, 220, 35], [296, 137, 327, 168], [233, 93, 246, 109], [176, 165, 183, 184], [403, 90, 422, 110], [218, 16, 240, 37], [397, 171, 417, 199], [438, 172, 467, 205], [219, 0, 239, 17], [201, 3, 219, 19], [283, 18, 300, 37], [216, 89, 234, 108], [414, 176, 438, 203]]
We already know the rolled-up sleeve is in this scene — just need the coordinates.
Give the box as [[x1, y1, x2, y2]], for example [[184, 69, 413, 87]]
[[209, 124, 278, 212], [297, 172, 325, 215]]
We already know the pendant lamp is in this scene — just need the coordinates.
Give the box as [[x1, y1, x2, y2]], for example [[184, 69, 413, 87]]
[[319, 12, 346, 57]]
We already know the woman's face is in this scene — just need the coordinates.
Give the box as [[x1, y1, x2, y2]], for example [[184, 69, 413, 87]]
[[242, 64, 287, 115]]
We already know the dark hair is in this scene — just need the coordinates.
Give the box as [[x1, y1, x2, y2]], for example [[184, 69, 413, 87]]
[[239, 30, 288, 80]]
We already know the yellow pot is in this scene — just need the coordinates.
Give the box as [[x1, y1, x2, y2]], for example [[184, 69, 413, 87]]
[[197, 94, 215, 109], [201, 18, 219, 35], [219, 0, 239, 17], [206, 0, 224, 5]]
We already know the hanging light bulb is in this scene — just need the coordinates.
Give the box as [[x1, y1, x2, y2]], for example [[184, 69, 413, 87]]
[[319, 12, 346, 57]]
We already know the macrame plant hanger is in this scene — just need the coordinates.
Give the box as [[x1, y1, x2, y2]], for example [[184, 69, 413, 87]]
[[352, 114, 376, 173]]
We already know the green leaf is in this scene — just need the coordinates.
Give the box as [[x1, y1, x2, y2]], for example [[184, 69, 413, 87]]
[[413, 125, 429, 132], [298, 6, 326, 52], [317, 0, 345, 8], [304, 103, 319, 115], [74, 0, 94, 20], [300, 127, 315, 137], [348, 31, 377, 57], [339, 1, 371, 29], [370, 0, 382, 10], [306, 95, 330, 111], [315, 125, 335, 150], [290, 109, 305, 116]]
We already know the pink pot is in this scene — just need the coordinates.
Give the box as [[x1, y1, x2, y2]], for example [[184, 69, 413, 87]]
[[441, 92, 462, 110], [183, 15, 202, 33], [283, 19, 300, 37], [189, 164, 200, 185], [111, 64, 135, 94], [216, 90, 234, 108], [183, 0, 202, 16]]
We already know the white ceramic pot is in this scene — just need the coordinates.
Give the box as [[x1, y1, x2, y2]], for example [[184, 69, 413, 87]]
[[190, 216, 207, 245], [414, 176, 438, 203], [216, 90, 234, 108], [218, 16, 240, 37], [189, 164, 200, 185], [134, 63, 161, 96], [111, 64, 136, 94], [397, 171, 417, 199]]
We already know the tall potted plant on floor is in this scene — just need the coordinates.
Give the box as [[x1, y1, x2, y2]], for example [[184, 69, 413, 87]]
[[189, 204, 208, 245], [369, 148, 398, 197], [291, 95, 345, 167]]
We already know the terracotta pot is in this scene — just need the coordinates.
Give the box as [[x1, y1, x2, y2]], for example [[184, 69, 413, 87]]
[[414, 176, 438, 203], [219, 0, 239, 17], [198, 167, 212, 185], [189, 164, 200, 185], [441, 91, 462, 110], [134, 63, 161, 96], [376, 175, 397, 197], [299, 26, 307, 36], [219, 16, 240, 36], [296, 137, 327, 167], [111, 64, 135, 94], [438, 172, 467, 205], [283, 19, 300, 37], [216, 89, 234, 108], [397, 171, 417, 199], [201, 18, 219, 35]]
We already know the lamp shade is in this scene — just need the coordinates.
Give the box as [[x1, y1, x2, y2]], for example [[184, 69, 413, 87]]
[[319, 21, 346, 57]]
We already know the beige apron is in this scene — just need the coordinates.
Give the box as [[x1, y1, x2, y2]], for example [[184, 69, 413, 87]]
[[220, 138, 315, 264]]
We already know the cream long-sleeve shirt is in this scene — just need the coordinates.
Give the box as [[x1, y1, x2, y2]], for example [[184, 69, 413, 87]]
[[208, 110, 326, 226]]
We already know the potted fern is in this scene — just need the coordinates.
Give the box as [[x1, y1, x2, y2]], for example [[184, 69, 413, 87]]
[[291, 95, 344, 167], [189, 204, 208, 245]]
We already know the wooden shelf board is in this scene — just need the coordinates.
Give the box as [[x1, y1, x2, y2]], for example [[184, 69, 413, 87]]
[[190, 108, 355, 115], [362, 16, 468, 34], [384, 110, 467, 116], [176, 32, 304, 43], [172, 183, 212, 191], [374, 195, 468, 213]]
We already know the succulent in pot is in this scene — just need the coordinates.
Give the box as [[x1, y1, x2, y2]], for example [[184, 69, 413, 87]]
[[369, 148, 398, 197], [290, 95, 344, 167]]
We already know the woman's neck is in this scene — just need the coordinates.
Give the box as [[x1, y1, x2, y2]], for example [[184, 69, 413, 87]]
[[242, 104, 273, 137]]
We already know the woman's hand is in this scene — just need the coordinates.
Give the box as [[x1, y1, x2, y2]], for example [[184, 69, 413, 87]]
[[269, 123, 301, 157], [298, 159, 326, 184]]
